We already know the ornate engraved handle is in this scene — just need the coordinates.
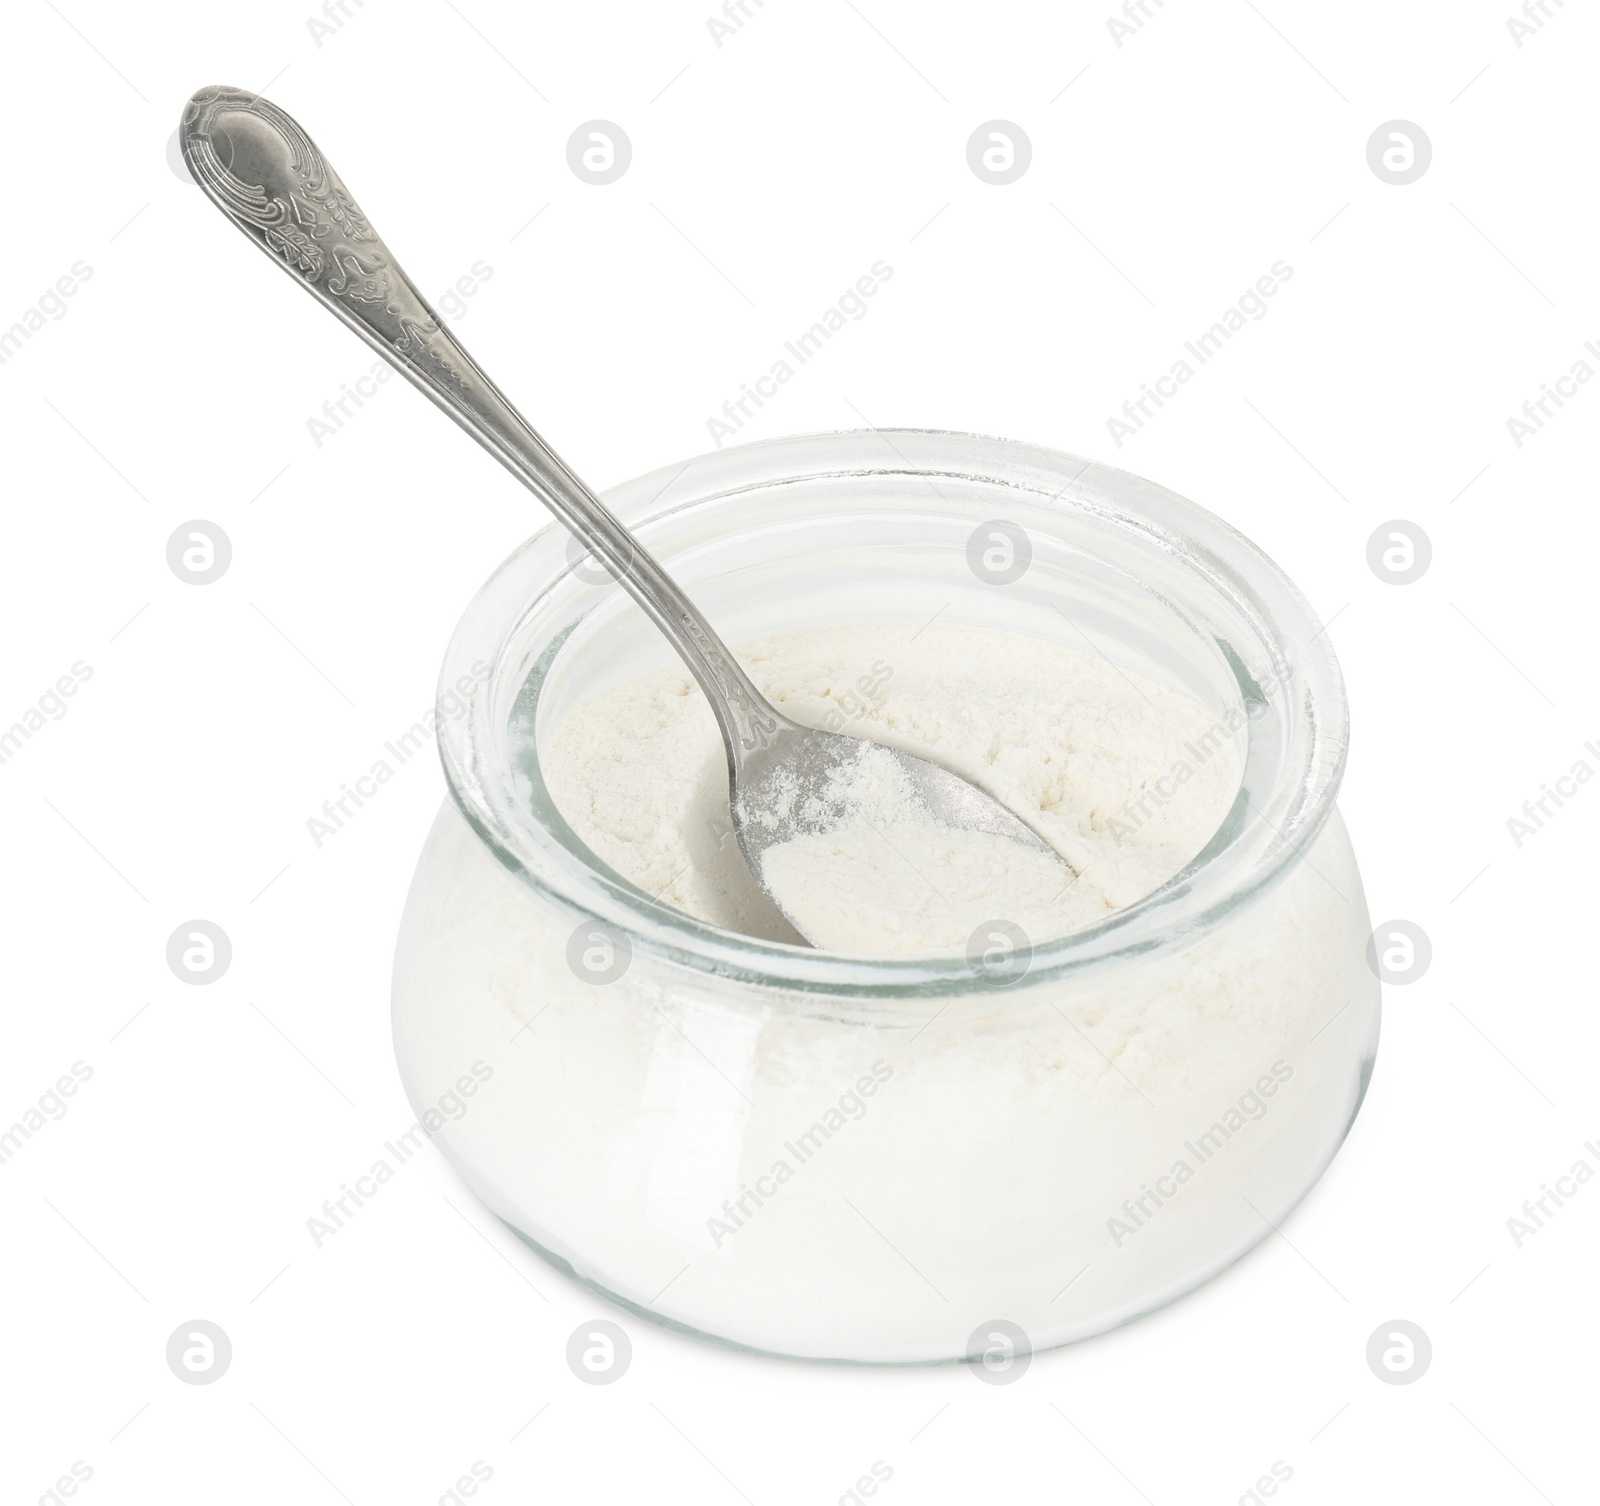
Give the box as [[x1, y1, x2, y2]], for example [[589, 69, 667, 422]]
[[181, 86, 786, 759]]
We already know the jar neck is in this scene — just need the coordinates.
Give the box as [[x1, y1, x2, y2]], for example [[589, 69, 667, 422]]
[[439, 429, 1347, 998]]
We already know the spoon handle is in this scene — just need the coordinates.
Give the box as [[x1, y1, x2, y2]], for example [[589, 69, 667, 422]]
[[180, 86, 786, 760]]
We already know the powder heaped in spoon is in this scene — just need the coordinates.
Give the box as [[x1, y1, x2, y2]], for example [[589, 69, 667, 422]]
[[751, 740, 1072, 955]]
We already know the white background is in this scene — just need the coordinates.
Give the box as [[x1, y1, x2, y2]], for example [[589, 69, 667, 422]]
[[3, 1, 1597, 1502]]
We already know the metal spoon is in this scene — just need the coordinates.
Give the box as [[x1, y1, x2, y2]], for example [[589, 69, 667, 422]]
[[180, 86, 1065, 945]]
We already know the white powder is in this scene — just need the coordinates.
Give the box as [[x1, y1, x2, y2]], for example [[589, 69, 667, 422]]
[[393, 617, 1380, 1362], [736, 739, 1076, 954], [544, 620, 1243, 954]]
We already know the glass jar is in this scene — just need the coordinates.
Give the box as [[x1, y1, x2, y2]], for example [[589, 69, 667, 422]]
[[391, 429, 1379, 1364]]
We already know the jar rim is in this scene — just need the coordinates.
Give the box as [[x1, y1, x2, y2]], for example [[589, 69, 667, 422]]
[[435, 428, 1349, 998]]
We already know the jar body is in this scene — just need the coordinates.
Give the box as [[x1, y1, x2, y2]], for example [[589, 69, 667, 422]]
[[396, 429, 1378, 1363], [393, 797, 1377, 1363]]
